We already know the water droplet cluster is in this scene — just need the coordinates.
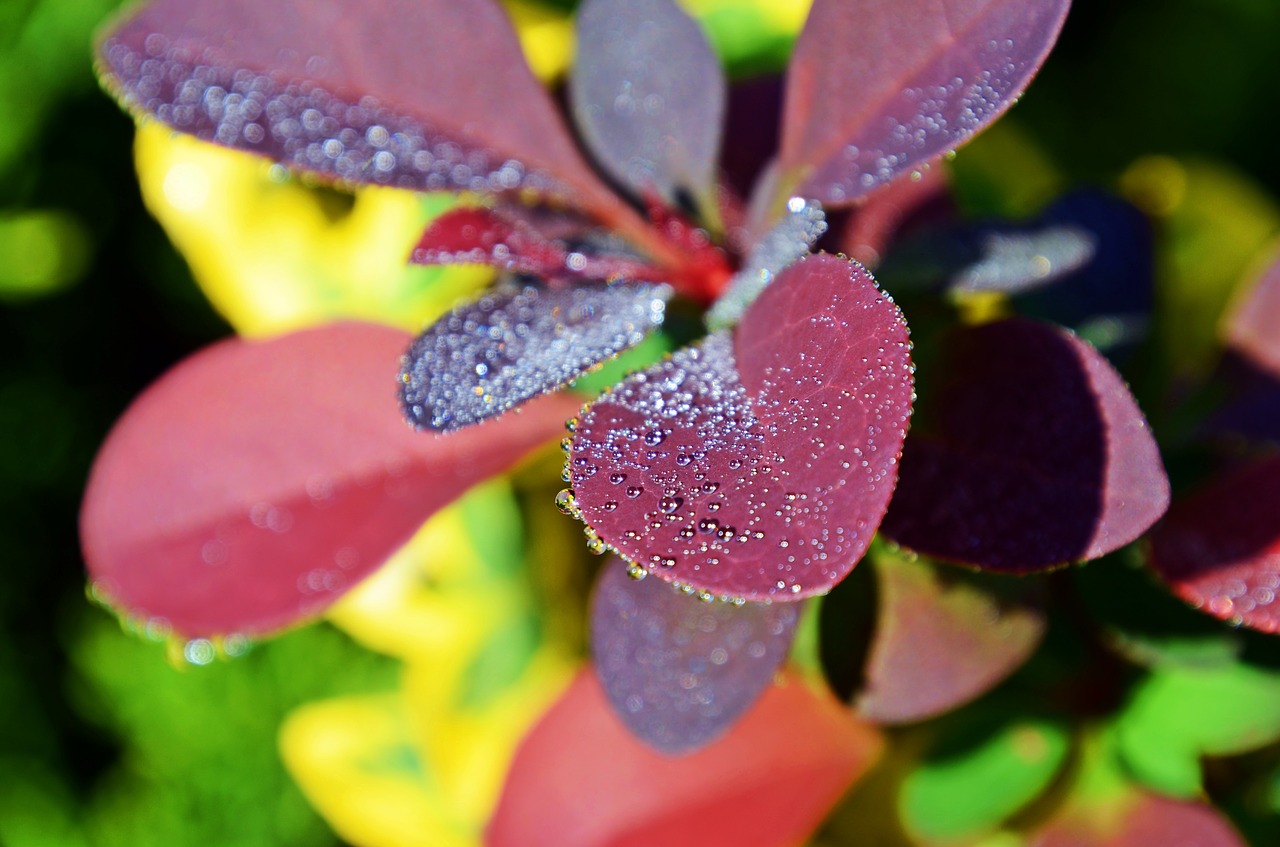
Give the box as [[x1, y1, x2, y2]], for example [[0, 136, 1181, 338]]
[[400, 278, 671, 430], [102, 32, 568, 197]]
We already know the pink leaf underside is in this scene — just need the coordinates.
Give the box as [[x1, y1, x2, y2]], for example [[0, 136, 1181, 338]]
[[399, 278, 673, 432], [570, 0, 725, 213], [1225, 251, 1280, 378], [79, 322, 577, 638], [1148, 456, 1280, 634], [96, 0, 624, 218], [774, 0, 1070, 208], [486, 669, 882, 847], [1031, 791, 1246, 847], [409, 206, 669, 283], [854, 554, 1046, 724], [590, 559, 799, 753], [881, 318, 1168, 572], [570, 254, 913, 601]]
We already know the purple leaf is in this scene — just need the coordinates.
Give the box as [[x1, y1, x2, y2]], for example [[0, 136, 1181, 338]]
[[590, 559, 799, 753], [568, 254, 913, 600], [1148, 456, 1280, 634], [1224, 248, 1280, 378], [97, 0, 630, 226], [881, 318, 1168, 571], [80, 322, 578, 638], [770, 0, 1070, 211], [400, 278, 672, 431], [852, 552, 1046, 724], [570, 0, 725, 216]]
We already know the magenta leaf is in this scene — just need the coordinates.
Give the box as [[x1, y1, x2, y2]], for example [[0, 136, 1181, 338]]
[[80, 322, 578, 638], [881, 318, 1168, 571], [410, 206, 671, 284], [850, 552, 1046, 724], [400, 278, 672, 431], [569, 254, 912, 600], [97, 0, 627, 222], [1224, 249, 1280, 379], [570, 0, 725, 217], [1148, 456, 1280, 634], [771, 0, 1070, 210], [590, 559, 799, 753]]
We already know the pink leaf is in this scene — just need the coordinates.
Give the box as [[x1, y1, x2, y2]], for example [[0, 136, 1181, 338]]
[[881, 318, 1168, 572], [487, 669, 882, 847], [590, 559, 799, 753], [569, 254, 912, 600], [1148, 456, 1280, 634], [1225, 249, 1280, 378], [96, 0, 628, 224], [1031, 790, 1246, 847], [773, 0, 1070, 209], [80, 322, 576, 638]]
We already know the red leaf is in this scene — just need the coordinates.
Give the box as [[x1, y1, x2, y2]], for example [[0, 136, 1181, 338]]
[[852, 553, 1046, 724], [569, 254, 912, 600], [590, 559, 799, 753], [1148, 456, 1280, 634], [881, 318, 1168, 572], [96, 0, 630, 227], [772, 0, 1070, 210], [486, 669, 882, 847], [1032, 791, 1245, 847], [80, 322, 576, 638]]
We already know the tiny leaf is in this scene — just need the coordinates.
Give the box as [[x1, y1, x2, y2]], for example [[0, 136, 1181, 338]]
[[881, 318, 1168, 572], [80, 322, 578, 637], [772, 0, 1070, 210], [590, 559, 799, 753], [1148, 455, 1280, 634], [570, 254, 913, 600], [487, 669, 882, 847], [400, 278, 672, 431]]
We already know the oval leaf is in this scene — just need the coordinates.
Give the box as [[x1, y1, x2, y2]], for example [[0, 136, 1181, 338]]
[[1148, 456, 1280, 634], [590, 559, 799, 754], [853, 550, 1046, 724], [97, 0, 626, 222], [773, 0, 1070, 210], [400, 279, 672, 431], [80, 322, 577, 637], [486, 669, 882, 847], [570, 0, 725, 216], [881, 318, 1168, 572], [569, 254, 913, 600]]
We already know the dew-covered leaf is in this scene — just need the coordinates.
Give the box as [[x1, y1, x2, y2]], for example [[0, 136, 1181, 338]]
[[852, 549, 1046, 724], [569, 254, 913, 600], [570, 0, 725, 217], [409, 205, 671, 285], [590, 559, 799, 754], [1148, 456, 1280, 634], [771, 0, 1070, 210], [486, 669, 882, 847], [901, 710, 1070, 842], [80, 322, 578, 638], [881, 318, 1168, 572], [97, 0, 628, 223], [400, 278, 672, 431], [1224, 248, 1280, 379]]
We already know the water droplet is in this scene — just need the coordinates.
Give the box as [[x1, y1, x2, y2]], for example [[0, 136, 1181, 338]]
[[626, 485, 644, 498], [698, 518, 719, 534], [555, 488, 576, 514], [644, 429, 666, 446], [659, 496, 683, 514], [610, 472, 627, 485]]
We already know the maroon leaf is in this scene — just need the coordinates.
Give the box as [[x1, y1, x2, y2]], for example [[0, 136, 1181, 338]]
[[96, 0, 634, 229], [770, 0, 1070, 211], [80, 322, 577, 638], [410, 206, 672, 284], [1224, 249, 1280, 378], [400, 278, 672, 431], [569, 254, 912, 600], [881, 318, 1168, 572], [487, 669, 883, 847], [852, 551, 1046, 724], [1148, 456, 1280, 634], [590, 559, 799, 753], [570, 0, 725, 216]]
